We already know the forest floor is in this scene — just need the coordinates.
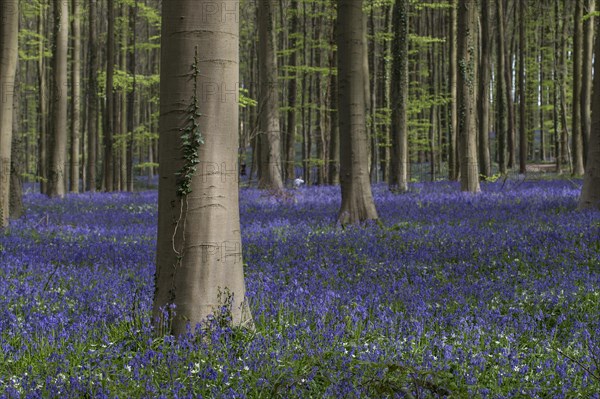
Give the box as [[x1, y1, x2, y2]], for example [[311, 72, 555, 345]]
[[0, 179, 598, 398]]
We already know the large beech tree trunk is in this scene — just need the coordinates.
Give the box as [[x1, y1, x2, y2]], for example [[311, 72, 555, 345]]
[[153, 0, 252, 336], [579, 7, 600, 211], [457, 0, 480, 193], [47, 0, 69, 198], [336, 0, 378, 224], [0, 0, 18, 226]]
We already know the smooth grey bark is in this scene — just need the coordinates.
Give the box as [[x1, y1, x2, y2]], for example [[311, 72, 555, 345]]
[[457, 0, 480, 193], [389, 0, 409, 193], [47, 0, 69, 198], [87, 0, 98, 192], [572, 0, 585, 175], [478, 0, 491, 178], [257, 0, 284, 190], [104, 0, 115, 191], [337, 0, 378, 224], [495, 0, 507, 174], [154, 0, 252, 336], [581, 0, 595, 166], [579, 6, 600, 211], [0, 0, 18, 225], [449, 0, 459, 180], [70, 0, 81, 193], [518, 0, 527, 175], [285, 0, 299, 182]]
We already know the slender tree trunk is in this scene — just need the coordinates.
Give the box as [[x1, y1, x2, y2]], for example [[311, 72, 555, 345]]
[[10, 70, 23, 219], [328, 21, 339, 185], [154, 0, 252, 335], [573, 0, 585, 175], [389, 0, 409, 192], [457, 0, 480, 193], [581, 0, 595, 166], [518, 0, 527, 174], [496, 0, 507, 174], [70, 0, 81, 193], [126, 2, 137, 192], [478, 0, 492, 177], [337, 0, 378, 224], [579, 6, 600, 211], [104, 0, 115, 192], [257, 0, 284, 190], [0, 0, 18, 225], [286, 0, 299, 182], [449, 0, 459, 180], [87, 0, 98, 192], [47, 0, 69, 198], [37, 4, 48, 194]]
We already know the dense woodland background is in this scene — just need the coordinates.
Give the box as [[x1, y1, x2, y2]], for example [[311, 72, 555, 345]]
[[1, 0, 598, 197]]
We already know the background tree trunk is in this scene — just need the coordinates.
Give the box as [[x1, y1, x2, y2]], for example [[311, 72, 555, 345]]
[[581, 0, 594, 166], [285, 0, 299, 182], [572, 0, 585, 175], [457, 0, 480, 193], [70, 0, 81, 193], [87, 0, 98, 192], [154, 0, 252, 335], [478, 0, 492, 178], [104, 0, 115, 191], [47, 0, 69, 198], [337, 0, 378, 224], [449, 0, 459, 180], [389, 0, 409, 192], [518, 0, 527, 174], [258, 0, 284, 190], [496, 0, 507, 174]]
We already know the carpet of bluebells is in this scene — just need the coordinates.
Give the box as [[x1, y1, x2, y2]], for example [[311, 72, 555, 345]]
[[0, 179, 599, 398]]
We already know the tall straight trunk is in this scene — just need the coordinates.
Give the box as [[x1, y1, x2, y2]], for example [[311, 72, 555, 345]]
[[478, 0, 491, 177], [87, 0, 98, 192], [579, 5, 600, 211], [337, 0, 378, 224], [10, 68, 23, 219], [285, 0, 299, 181], [518, 0, 527, 174], [367, 8, 377, 184], [126, 2, 137, 192], [48, 0, 69, 198], [539, 24, 546, 162], [572, 0, 585, 175], [496, 0, 507, 174], [104, 0, 115, 191], [70, 0, 81, 193], [154, 0, 252, 335], [506, 8, 516, 170], [257, 0, 284, 190], [328, 20, 339, 185], [581, 0, 595, 166], [457, 0, 480, 193], [557, 0, 570, 173], [389, 0, 409, 192], [37, 5, 48, 194], [328, 67, 339, 185], [0, 0, 19, 226], [449, 0, 459, 180]]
